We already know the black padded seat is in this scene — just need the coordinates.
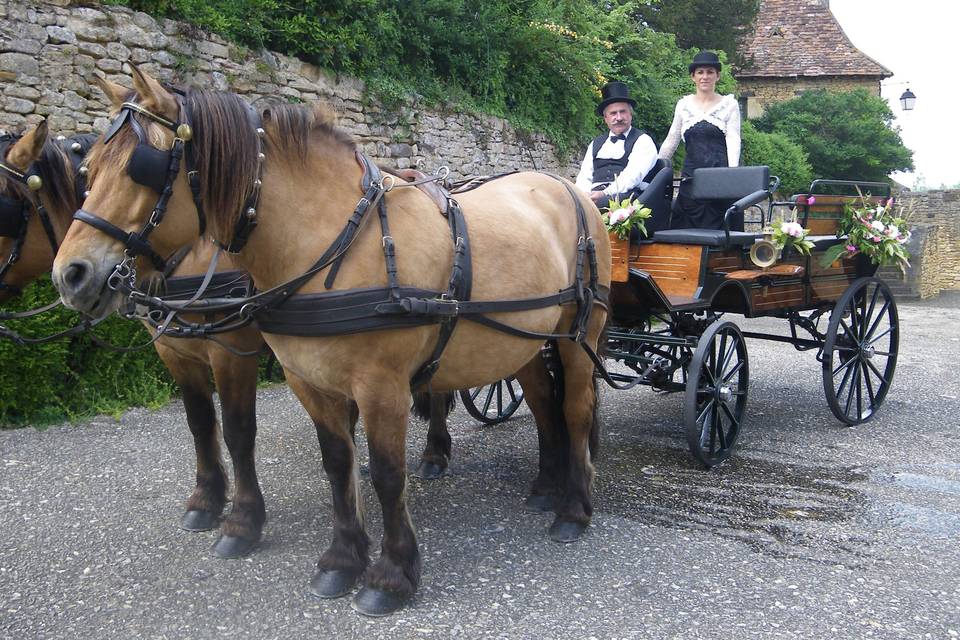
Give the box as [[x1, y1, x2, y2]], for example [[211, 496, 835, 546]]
[[651, 228, 760, 247]]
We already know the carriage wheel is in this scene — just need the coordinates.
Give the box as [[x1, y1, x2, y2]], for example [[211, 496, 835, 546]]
[[459, 376, 525, 425], [822, 277, 899, 425], [684, 319, 749, 468]]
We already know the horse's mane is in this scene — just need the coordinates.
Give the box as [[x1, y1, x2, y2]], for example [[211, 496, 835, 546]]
[[0, 132, 80, 219], [88, 87, 354, 244]]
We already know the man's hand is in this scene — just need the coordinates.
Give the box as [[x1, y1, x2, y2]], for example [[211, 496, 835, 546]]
[[589, 190, 606, 204]]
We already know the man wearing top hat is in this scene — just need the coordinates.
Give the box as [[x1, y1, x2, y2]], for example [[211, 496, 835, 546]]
[[575, 81, 658, 209]]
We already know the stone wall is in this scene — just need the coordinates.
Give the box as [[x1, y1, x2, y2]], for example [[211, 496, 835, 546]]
[[0, 0, 578, 181], [737, 76, 881, 119], [886, 190, 960, 299]]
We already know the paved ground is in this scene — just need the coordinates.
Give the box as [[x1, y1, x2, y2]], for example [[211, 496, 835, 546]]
[[1, 294, 958, 639]]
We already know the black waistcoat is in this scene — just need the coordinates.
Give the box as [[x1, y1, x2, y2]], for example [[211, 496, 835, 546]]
[[591, 127, 644, 185]]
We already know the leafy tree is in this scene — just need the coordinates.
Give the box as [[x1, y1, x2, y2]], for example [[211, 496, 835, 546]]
[[631, 0, 760, 65], [754, 89, 914, 183], [740, 121, 812, 197]]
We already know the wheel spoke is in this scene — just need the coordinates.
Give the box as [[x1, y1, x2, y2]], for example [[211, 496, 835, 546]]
[[862, 284, 881, 335], [717, 333, 737, 377], [721, 358, 745, 385], [861, 360, 877, 407], [505, 380, 519, 403], [715, 412, 728, 450], [697, 396, 716, 426], [719, 398, 740, 429], [836, 354, 857, 398], [832, 352, 858, 377], [865, 299, 891, 341], [865, 324, 894, 348], [480, 385, 495, 416], [864, 357, 891, 389], [855, 362, 864, 420]]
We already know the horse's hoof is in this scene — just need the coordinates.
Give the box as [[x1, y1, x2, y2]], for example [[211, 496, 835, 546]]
[[212, 535, 258, 559], [524, 493, 557, 513], [352, 586, 409, 617], [548, 519, 587, 544], [309, 568, 364, 599], [412, 461, 447, 480], [180, 509, 219, 532]]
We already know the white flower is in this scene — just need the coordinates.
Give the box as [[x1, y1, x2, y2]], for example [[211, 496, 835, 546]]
[[875, 205, 885, 216], [780, 221, 804, 238], [870, 220, 885, 233], [886, 224, 899, 237]]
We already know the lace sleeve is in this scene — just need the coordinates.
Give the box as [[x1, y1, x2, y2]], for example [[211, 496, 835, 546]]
[[658, 100, 683, 161], [725, 96, 741, 167]]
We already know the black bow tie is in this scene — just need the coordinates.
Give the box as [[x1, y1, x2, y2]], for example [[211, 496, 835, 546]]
[[609, 133, 626, 143]]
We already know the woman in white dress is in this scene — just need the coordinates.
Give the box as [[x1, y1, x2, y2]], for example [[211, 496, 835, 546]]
[[658, 50, 742, 229]]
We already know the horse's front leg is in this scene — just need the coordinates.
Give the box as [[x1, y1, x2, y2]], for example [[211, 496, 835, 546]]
[[285, 372, 369, 600], [353, 377, 421, 616], [209, 340, 265, 558], [155, 342, 228, 534]]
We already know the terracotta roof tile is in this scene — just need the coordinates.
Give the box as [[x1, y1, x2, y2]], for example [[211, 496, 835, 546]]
[[736, 0, 892, 78]]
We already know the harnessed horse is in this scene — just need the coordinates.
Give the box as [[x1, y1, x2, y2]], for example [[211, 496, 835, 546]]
[[1, 116, 478, 551], [51, 66, 610, 615]]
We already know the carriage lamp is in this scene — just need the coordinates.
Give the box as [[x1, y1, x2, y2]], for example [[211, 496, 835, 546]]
[[899, 88, 916, 111]]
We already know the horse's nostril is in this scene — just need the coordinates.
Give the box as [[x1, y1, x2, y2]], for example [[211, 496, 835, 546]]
[[63, 262, 88, 290]]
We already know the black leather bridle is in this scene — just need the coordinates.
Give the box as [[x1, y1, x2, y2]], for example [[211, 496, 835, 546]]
[[0, 134, 64, 296]]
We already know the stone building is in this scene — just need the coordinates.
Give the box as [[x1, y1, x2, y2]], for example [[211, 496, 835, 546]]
[[735, 0, 892, 118]]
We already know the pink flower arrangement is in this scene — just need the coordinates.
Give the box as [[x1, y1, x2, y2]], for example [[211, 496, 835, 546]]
[[820, 193, 912, 273], [601, 195, 652, 240]]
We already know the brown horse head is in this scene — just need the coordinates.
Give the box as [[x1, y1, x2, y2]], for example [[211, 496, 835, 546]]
[[0, 120, 82, 303], [53, 65, 347, 318]]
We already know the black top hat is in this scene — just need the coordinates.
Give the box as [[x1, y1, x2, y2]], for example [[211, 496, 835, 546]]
[[688, 50, 722, 73], [596, 81, 637, 117]]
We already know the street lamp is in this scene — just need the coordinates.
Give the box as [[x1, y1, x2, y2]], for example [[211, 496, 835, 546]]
[[899, 88, 916, 111]]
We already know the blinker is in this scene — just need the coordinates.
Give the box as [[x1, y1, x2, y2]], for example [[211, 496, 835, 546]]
[[0, 195, 25, 238]]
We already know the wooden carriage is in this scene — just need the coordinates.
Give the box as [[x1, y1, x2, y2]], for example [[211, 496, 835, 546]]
[[474, 170, 900, 468]]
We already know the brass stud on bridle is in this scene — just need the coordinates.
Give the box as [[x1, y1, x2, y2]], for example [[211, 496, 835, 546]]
[[176, 123, 193, 141], [26, 175, 42, 191]]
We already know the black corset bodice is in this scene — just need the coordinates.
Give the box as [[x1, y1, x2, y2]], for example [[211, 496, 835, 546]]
[[681, 120, 728, 176]]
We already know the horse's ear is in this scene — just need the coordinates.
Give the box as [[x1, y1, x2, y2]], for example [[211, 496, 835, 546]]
[[93, 74, 129, 109], [6, 119, 48, 171], [128, 63, 178, 119]]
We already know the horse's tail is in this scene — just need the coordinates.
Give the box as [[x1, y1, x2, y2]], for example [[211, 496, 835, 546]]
[[411, 391, 456, 422], [543, 338, 602, 461]]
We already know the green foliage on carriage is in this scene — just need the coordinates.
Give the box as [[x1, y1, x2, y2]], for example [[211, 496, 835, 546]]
[[740, 121, 813, 197], [754, 89, 914, 184], [111, 0, 712, 154], [0, 281, 176, 427]]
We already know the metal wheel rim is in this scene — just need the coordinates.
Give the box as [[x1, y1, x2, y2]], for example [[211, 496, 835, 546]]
[[459, 376, 525, 425], [684, 320, 749, 467], [822, 277, 899, 425]]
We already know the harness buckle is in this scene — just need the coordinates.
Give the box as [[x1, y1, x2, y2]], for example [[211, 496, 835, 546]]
[[378, 175, 395, 192], [382, 235, 393, 248]]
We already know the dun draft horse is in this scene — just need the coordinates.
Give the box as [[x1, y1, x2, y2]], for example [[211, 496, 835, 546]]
[[1, 118, 472, 556], [52, 67, 610, 616], [0, 120, 268, 557]]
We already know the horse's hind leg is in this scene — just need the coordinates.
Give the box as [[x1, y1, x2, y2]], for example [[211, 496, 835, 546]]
[[352, 375, 421, 616], [286, 372, 370, 602], [209, 343, 265, 558], [514, 348, 568, 513], [156, 343, 227, 534], [549, 312, 606, 543], [411, 391, 454, 479]]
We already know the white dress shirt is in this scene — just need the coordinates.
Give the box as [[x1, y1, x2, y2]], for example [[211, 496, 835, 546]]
[[575, 127, 659, 196]]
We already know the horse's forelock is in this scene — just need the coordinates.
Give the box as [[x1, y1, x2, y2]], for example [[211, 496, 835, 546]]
[[37, 139, 79, 215]]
